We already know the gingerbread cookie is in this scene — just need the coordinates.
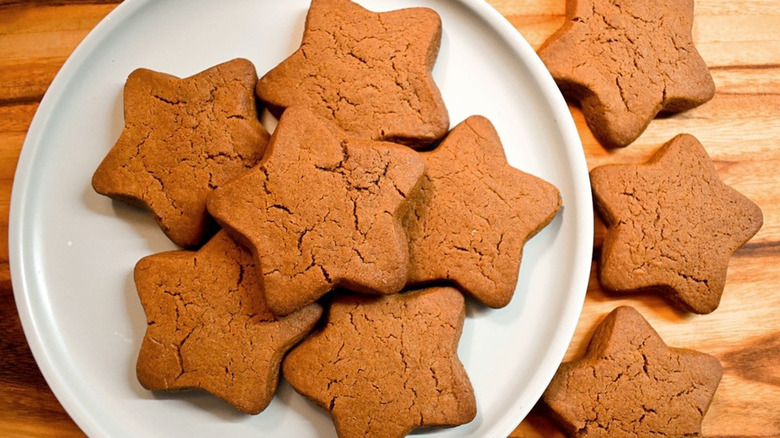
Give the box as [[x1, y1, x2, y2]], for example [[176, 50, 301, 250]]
[[207, 106, 424, 316], [283, 287, 476, 438], [542, 306, 722, 437], [404, 116, 561, 308], [537, 0, 715, 148], [134, 231, 323, 414], [590, 134, 762, 314], [256, 0, 448, 148], [92, 58, 270, 247]]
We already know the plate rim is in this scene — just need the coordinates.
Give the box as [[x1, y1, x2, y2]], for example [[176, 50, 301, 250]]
[[8, 0, 592, 436]]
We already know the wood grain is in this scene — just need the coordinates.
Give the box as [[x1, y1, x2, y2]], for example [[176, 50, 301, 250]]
[[0, 4, 115, 437], [495, 0, 780, 436], [1, 0, 778, 437]]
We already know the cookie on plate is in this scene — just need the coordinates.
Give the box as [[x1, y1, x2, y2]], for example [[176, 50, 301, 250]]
[[404, 115, 561, 308], [134, 231, 323, 414], [92, 58, 270, 247], [590, 134, 763, 313], [256, 0, 448, 148], [542, 306, 722, 437], [537, 0, 715, 148], [283, 287, 476, 438], [207, 106, 425, 316]]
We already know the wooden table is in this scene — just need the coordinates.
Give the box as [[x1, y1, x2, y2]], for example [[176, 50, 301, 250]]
[[1, 1, 778, 436]]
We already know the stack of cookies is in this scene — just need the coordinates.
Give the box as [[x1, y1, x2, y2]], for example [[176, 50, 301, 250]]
[[94, 0, 763, 435], [91, 0, 562, 437]]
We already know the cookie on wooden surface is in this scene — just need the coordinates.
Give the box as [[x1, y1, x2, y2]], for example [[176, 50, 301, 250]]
[[537, 0, 714, 148], [404, 115, 561, 308], [590, 134, 763, 314], [92, 58, 270, 248], [283, 287, 476, 438], [134, 231, 323, 414], [542, 306, 722, 437], [256, 0, 448, 148], [207, 107, 424, 316]]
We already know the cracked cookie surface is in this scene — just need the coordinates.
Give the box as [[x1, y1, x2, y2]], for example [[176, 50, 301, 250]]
[[542, 306, 722, 437], [404, 116, 561, 308], [282, 287, 476, 438], [537, 0, 714, 148], [207, 106, 424, 316], [256, 0, 448, 148], [92, 58, 270, 247], [590, 134, 762, 313], [134, 231, 323, 414]]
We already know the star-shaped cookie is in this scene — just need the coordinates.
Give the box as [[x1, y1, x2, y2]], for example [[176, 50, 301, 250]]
[[591, 134, 763, 313], [134, 231, 323, 414], [207, 107, 424, 316], [282, 287, 476, 438], [537, 0, 715, 148], [404, 116, 561, 308], [256, 0, 448, 148], [542, 306, 722, 437], [92, 58, 270, 247]]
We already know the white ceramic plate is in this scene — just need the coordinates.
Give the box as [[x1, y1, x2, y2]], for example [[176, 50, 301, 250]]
[[10, 0, 591, 436]]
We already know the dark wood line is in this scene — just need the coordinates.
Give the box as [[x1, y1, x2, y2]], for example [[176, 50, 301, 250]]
[[0, 0, 121, 7], [709, 63, 780, 71], [716, 91, 780, 97], [708, 436, 779, 438], [0, 94, 44, 108], [735, 239, 780, 258]]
